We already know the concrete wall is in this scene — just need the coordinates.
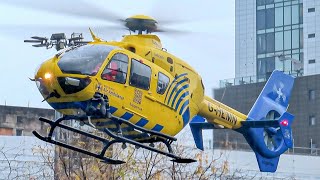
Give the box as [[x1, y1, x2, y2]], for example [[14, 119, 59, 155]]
[[0, 105, 55, 136]]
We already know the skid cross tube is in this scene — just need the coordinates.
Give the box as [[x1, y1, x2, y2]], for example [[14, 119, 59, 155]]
[[34, 115, 196, 164], [102, 119, 196, 163], [34, 117, 125, 164]]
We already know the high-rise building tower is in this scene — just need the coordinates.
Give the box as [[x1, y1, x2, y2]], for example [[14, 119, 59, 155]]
[[235, 0, 320, 81]]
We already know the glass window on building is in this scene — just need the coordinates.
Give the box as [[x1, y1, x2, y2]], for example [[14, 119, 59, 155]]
[[257, 10, 266, 30], [292, 29, 300, 49], [257, 0, 265, 6], [265, 0, 274, 4], [266, 8, 275, 29], [309, 90, 315, 100], [300, 28, 304, 48], [309, 115, 316, 126], [275, 31, 283, 51], [300, 4, 303, 23], [284, 6, 291, 26], [284, 30, 292, 50], [292, 5, 300, 24], [257, 57, 275, 79], [275, 7, 284, 27], [257, 34, 266, 54], [266, 33, 275, 53]]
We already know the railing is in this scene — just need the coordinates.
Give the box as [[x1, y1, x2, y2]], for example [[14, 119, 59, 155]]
[[219, 71, 302, 88], [208, 141, 320, 156]]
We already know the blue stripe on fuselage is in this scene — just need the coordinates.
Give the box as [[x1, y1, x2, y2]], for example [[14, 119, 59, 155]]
[[120, 112, 134, 121], [167, 78, 188, 105], [151, 124, 164, 132], [179, 100, 189, 115], [135, 118, 149, 127], [171, 84, 189, 107], [182, 108, 190, 127], [174, 91, 190, 111], [164, 73, 187, 102]]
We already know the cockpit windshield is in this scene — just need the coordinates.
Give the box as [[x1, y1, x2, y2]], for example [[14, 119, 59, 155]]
[[58, 44, 115, 76]]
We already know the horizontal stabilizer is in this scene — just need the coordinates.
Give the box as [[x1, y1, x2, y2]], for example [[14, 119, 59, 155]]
[[241, 120, 279, 128], [189, 116, 216, 150]]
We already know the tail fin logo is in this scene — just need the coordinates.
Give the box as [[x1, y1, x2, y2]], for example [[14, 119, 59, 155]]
[[284, 129, 291, 139], [273, 82, 286, 103]]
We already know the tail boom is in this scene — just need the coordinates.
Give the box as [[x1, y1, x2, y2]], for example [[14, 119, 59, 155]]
[[191, 70, 294, 172], [198, 96, 247, 129]]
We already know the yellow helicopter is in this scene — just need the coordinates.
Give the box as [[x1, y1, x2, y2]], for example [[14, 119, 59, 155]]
[[23, 14, 295, 172]]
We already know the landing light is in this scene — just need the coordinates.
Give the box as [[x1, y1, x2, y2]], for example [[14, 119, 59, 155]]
[[280, 119, 289, 126], [44, 72, 52, 80]]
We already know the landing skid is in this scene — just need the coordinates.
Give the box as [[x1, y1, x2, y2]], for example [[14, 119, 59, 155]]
[[33, 116, 196, 164]]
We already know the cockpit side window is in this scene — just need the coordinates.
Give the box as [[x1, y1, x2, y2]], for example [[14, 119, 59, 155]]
[[157, 72, 169, 94], [101, 53, 128, 84], [129, 59, 151, 90]]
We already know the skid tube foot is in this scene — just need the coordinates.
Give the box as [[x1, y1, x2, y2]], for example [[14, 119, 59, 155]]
[[171, 158, 197, 164]]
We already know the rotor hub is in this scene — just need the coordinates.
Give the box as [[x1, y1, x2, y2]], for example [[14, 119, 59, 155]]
[[125, 15, 158, 34]]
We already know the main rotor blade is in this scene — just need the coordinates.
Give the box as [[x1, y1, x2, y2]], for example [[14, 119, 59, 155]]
[[0, 23, 127, 41], [24, 40, 44, 43], [31, 36, 48, 40], [1, 0, 124, 23]]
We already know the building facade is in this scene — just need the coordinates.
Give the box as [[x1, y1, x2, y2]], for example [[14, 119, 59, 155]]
[[0, 105, 55, 136], [235, 0, 320, 80]]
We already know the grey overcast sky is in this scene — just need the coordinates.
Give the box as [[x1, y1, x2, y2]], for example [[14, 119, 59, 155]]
[[0, 0, 235, 109]]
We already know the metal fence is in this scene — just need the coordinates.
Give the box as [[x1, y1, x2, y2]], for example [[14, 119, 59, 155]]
[[205, 141, 320, 156]]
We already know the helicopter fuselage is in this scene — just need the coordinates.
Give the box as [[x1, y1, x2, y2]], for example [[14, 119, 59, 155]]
[[35, 35, 246, 137]]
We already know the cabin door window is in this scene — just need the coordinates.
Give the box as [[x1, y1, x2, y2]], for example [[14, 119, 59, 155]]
[[157, 72, 169, 94], [101, 53, 128, 84], [129, 59, 152, 90]]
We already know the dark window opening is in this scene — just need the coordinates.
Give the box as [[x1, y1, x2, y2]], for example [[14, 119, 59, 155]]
[[17, 116, 23, 124], [16, 129, 23, 136], [309, 116, 316, 126], [308, 59, 316, 64], [128, 47, 136, 53], [102, 53, 129, 84], [308, 8, 315, 13], [167, 57, 173, 64], [309, 90, 315, 100], [129, 59, 151, 90], [157, 72, 169, 94], [308, 33, 315, 38]]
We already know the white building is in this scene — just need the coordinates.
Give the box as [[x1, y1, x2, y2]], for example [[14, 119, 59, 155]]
[[235, 0, 320, 80]]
